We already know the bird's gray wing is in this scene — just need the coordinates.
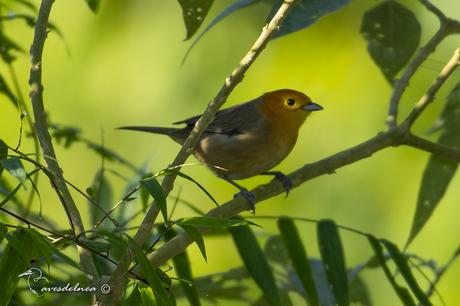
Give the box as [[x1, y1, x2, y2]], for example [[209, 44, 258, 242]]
[[173, 98, 262, 135]]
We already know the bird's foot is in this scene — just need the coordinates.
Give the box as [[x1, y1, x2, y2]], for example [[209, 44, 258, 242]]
[[265, 171, 292, 198], [233, 188, 256, 213]]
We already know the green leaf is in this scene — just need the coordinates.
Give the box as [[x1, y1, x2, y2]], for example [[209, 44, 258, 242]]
[[178, 0, 214, 40], [360, 1, 421, 83], [0, 139, 8, 178], [165, 229, 201, 306], [268, 0, 350, 38], [0, 223, 7, 245], [368, 236, 415, 306], [178, 224, 207, 261], [161, 169, 218, 206], [382, 240, 432, 306], [278, 217, 319, 306], [0, 157, 27, 185], [78, 237, 111, 256], [230, 223, 281, 306], [176, 216, 252, 228], [125, 285, 143, 306], [141, 177, 167, 222], [0, 75, 17, 105], [182, 0, 259, 63], [139, 287, 158, 306], [408, 82, 460, 245], [0, 181, 22, 209], [86, 0, 100, 13], [88, 168, 113, 229], [126, 235, 175, 306], [0, 32, 23, 63], [317, 219, 349, 306]]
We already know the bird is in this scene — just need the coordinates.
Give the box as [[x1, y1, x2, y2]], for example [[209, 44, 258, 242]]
[[119, 89, 323, 212]]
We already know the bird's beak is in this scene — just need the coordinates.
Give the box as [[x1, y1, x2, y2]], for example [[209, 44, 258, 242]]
[[303, 102, 323, 111]]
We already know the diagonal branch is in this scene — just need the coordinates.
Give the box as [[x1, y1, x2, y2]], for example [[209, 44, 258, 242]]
[[106, 0, 299, 303], [29, 0, 98, 282]]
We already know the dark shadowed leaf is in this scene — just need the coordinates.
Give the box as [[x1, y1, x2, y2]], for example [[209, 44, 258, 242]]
[[0, 75, 17, 105], [176, 216, 253, 228], [0, 223, 7, 245], [317, 219, 349, 306], [178, 0, 214, 40], [408, 82, 460, 245], [182, 0, 259, 63], [1, 157, 27, 185], [13, 0, 37, 11], [0, 140, 7, 178], [382, 240, 432, 306], [277, 217, 319, 306], [0, 32, 23, 63], [86, 0, 100, 12], [165, 229, 201, 306], [141, 177, 167, 222], [125, 285, 142, 306], [78, 237, 111, 256], [268, 0, 350, 38], [88, 169, 113, 229], [178, 224, 207, 261], [367, 236, 415, 306], [230, 224, 281, 306], [360, 1, 421, 83], [126, 235, 175, 306]]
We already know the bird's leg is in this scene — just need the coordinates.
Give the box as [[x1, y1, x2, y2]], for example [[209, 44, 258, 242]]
[[220, 176, 256, 213], [261, 171, 292, 198]]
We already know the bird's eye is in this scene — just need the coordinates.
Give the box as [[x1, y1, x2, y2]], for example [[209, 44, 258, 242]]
[[286, 98, 296, 107]]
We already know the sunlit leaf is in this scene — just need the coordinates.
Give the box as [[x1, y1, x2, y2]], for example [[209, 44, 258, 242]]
[[178, 0, 214, 40], [367, 236, 415, 306], [125, 285, 142, 306], [141, 177, 167, 222], [278, 217, 319, 306], [230, 223, 281, 305], [407, 82, 460, 245], [126, 235, 175, 306], [176, 216, 253, 228], [382, 240, 432, 306], [317, 219, 349, 306], [139, 287, 158, 306], [361, 1, 421, 83]]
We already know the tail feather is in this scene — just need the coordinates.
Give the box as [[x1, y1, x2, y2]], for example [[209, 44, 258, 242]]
[[117, 126, 179, 136]]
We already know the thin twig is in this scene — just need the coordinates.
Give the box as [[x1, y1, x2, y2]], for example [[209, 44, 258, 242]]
[[106, 1, 299, 302], [29, 0, 98, 283]]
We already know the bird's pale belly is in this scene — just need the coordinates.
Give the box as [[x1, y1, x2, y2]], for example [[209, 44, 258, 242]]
[[194, 132, 296, 180]]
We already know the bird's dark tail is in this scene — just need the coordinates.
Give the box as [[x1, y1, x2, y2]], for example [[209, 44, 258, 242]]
[[117, 126, 180, 136]]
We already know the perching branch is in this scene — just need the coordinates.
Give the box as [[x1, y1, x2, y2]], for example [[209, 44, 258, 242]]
[[106, 0, 299, 303], [386, 0, 460, 127], [29, 0, 98, 282], [145, 47, 460, 269]]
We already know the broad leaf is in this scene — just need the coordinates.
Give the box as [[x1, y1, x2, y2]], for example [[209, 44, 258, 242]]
[[317, 220, 349, 306], [368, 236, 416, 306], [277, 217, 319, 306], [382, 240, 432, 306], [230, 223, 281, 306], [407, 82, 460, 245], [178, 0, 214, 40], [141, 177, 167, 222], [361, 1, 421, 83]]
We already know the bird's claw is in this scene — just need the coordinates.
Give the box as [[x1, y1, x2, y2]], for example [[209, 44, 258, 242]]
[[234, 189, 256, 213], [271, 172, 292, 198]]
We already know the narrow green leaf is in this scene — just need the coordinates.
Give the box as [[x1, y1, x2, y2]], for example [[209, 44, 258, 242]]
[[78, 237, 111, 256], [0, 140, 7, 177], [125, 285, 142, 306], [165, 229, 201, 306], [1, 157, 27, 185], [382, 240, 432, 306], [0, 223, 7, 245], [317, 219, 349, 306], [182, 0, 259, 63], [86, 0, 100, 13], [126, 235, 175, 306], [0, 181, 22, 209], [269, 0, 350, 38], [178, 224, 207, 261], [278, 217, 319, 306], [0, 75, 17, 106], [161, 169, 218, 206], [368, 236, 416, 306], [360, 1, 421, 83], [230, 224, 281, 306], [139, 287, 157, 306], [178, 0, 214, 40], [88, 168, 113, 229], [408, 82, 460, 245], [176, 216, 252, 228], [141, 177, 167, 222]]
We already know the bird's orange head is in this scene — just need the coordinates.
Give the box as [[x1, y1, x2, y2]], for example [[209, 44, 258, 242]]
[[259, 89, 323, 129]]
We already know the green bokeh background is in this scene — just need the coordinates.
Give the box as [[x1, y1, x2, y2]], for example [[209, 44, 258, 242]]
[[0, 0, 459, 305]]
